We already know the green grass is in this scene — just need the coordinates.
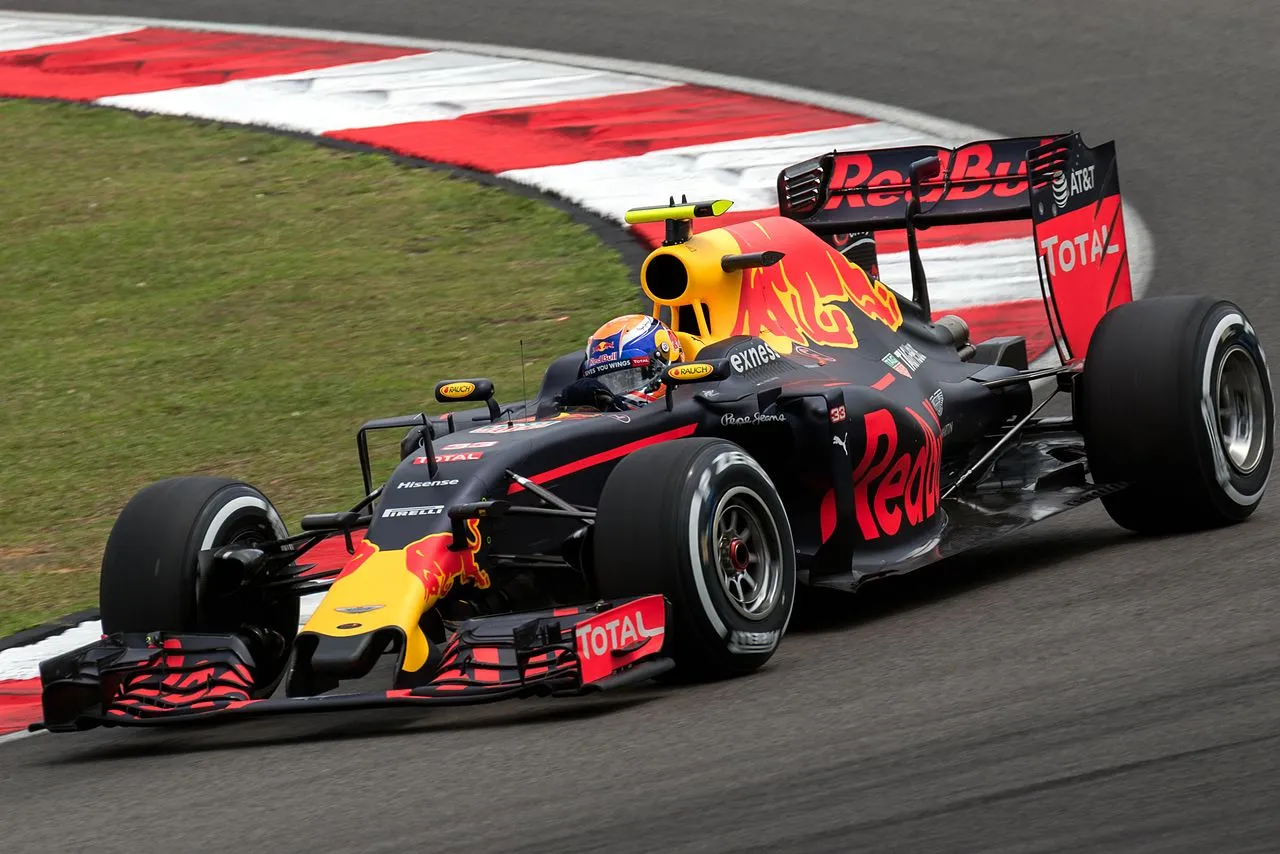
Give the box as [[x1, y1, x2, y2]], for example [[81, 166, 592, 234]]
[[0, 100, 638, 636]]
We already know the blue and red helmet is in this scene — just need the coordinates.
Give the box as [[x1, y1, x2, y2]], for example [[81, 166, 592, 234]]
[[582, 314, 683, 398]]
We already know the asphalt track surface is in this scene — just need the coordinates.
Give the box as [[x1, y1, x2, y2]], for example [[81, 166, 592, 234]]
[[3, 2, 1279, 851]]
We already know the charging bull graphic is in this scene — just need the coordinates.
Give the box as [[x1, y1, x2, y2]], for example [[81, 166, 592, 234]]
[[405, 518, 490, 599]]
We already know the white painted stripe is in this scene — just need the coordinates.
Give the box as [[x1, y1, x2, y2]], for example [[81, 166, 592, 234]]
[[880, 237, 1041, 308], [0, 15, 140, 52], [501, 122, 928, 219], [299, 592, 324, 625], [0, 594, 328, 682], [99, 50, 676, 134], [0, 621, 102, 681]]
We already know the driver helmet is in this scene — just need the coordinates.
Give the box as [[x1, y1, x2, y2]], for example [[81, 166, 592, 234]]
[[582, 314, 683, 401]]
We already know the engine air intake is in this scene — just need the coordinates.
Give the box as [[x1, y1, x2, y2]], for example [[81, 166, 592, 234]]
[[643, 253, 690, 302]]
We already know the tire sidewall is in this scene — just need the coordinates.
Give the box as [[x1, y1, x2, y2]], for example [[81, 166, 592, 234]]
[[673, 444, 796, 668]]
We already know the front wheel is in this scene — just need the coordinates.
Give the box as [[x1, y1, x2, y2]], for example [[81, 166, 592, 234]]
[[99, 476, 299, 692], [592, 438, 796, 680], [1080, 295, 1274, 533]]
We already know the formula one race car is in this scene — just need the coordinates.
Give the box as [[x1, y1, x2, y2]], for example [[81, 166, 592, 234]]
[[35, 132, 1274, 732]]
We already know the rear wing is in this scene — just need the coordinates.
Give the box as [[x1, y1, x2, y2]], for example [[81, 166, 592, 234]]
[[777, 132, 1134, 360], [777, 135, 1059, 231]]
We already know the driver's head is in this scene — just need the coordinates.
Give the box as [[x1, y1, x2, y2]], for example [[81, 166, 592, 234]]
[[582, 314, 683, 401]]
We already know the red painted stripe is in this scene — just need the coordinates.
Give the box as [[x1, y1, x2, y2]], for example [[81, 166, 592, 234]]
[[327, 84, 868, 172], [0, 27, 420, 101], [0, 677, 42, 736], [508, 423, 698, 493], [871, 372, 896, 390], [301, 529, 369, 577], [819, 488, 837, 542], [880, 220, 1032, 254], [935, 298, 1053, 360]]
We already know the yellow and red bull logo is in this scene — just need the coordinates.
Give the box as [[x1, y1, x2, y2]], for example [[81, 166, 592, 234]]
[[302, 519, 490, 673], [404, 517, 490, 599]]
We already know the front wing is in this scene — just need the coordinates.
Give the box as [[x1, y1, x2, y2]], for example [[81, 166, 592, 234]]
[[33, 595, 671, 732]]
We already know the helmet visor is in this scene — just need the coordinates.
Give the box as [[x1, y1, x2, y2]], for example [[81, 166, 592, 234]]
[[594, 365, 650, 397]]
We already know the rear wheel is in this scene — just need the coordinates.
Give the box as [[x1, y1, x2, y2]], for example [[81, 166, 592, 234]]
[[592, 439, 796, 680], [1080, 296, 1274, 533], [99, 476, 299, 690]]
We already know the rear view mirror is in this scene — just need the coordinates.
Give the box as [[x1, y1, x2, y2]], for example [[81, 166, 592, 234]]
[[661, 359, 732, 411], [662, 360, 732, 386], [434, 378, 495, 404], [434, 378, 500, 421]]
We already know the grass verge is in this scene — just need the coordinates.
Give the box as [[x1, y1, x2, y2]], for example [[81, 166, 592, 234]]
[[0, 99, 638, 636]]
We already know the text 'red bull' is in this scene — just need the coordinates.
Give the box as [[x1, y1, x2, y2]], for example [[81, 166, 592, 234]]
[[852, 403, 942, 540], [822, 138, 1057, 213]]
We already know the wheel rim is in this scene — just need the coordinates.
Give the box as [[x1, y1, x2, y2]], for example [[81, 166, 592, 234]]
[[1214, 344, 1268, 475], [712, 487, 783, 621], [199, 525, 264, 619]]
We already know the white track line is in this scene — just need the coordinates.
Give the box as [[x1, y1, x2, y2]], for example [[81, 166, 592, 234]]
[[0, 621, 102, 680], [0, 16, 137, 51], [0, 728, 41, 745]]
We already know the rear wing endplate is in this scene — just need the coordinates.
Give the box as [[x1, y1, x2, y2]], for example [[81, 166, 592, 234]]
[[1027, 134, 1133, 361]]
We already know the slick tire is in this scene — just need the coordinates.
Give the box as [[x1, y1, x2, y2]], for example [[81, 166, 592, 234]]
[[1080, 296, 1274, 533], [99, 477, 299, 687], [593, 438, 796, 681]]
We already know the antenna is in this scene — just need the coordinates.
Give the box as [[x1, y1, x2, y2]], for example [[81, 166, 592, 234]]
[[519, 339, 529, 417]]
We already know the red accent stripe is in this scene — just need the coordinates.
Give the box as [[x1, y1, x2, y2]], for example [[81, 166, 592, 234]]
[[301, 529, 369, 577], [508, 423, 698, 493], [630, 214, 1031, 252], [871, 372, 896, 390], [819, 488, 837, 543], [934, 298, 1053, 361], [327, 85, 867, 173], [0, 677, 42, 736], [0, 28, 420, 101]]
